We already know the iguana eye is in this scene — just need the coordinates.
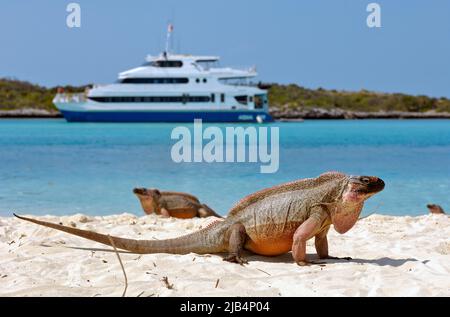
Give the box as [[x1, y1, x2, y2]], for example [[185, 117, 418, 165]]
[[361, 177, 370, 184]]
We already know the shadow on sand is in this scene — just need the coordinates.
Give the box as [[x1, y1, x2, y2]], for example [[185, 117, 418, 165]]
[[40, 243, 420, 267], [247, 252, 420, 267]]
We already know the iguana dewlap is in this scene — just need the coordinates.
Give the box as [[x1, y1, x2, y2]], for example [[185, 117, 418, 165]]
[[15, 172, 384, 265], [133, 188, 221, 219]]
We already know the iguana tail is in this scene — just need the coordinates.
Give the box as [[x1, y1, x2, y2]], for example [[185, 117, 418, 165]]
[[14, 214, 226, 255], [200, 204, 223, 218]]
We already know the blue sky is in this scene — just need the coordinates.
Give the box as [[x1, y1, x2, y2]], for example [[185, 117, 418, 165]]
[[0, 0, 449, 97]]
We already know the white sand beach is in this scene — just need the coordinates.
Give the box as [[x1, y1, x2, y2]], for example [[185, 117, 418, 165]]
[[0, 213, 449, 297]]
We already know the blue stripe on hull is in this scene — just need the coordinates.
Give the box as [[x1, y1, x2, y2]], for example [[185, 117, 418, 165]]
[[60, 110, 273, 123]]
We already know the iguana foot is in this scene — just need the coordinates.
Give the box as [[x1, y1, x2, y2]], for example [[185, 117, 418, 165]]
[[160, 208, 171, 218], [224, 254, 248, 265], [296, 261, 311, 266], [224, 223, 248, 265]]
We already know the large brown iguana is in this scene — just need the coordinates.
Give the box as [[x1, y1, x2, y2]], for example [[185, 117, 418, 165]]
[[133, 188, 221, 218], [14, 172, 384, 265]]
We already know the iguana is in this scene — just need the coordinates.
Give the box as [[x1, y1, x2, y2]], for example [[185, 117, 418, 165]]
[[426, 204, 445, 214], [14, 172, 384, 265], [133, 188, 221, 218]]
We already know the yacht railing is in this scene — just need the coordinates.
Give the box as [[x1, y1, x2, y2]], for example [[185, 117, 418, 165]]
[[54, 92, 88, 103], [210, 66, 257, 74], [54, 86, 96, 103], [218, 79, 260, 87]]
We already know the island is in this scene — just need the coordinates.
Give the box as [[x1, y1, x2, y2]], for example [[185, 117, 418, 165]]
[[1, 78, 450, 119]]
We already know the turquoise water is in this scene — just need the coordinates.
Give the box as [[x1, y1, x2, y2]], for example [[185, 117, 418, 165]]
[[0, 119, 449, 217]]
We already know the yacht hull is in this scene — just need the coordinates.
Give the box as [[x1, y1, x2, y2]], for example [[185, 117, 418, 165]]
[[60, 110, 273, 123]]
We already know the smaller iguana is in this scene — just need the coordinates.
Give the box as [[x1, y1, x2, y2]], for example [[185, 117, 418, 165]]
[[133, 188, 221, 218], [15, 172, 384, 265], [427, 204, 445, 214]]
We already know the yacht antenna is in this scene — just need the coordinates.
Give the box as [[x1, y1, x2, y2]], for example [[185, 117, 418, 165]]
[[165, 23, 173, 56]]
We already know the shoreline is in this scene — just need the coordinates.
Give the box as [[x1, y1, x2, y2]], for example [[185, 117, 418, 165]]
[[1, 213, 449, 296], [0, 109, 450, 122], [1, 108, 450, 120], [270, 108, 450, 120], [0, 109, 62, 118]]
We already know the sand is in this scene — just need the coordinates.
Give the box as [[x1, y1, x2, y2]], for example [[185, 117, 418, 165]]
[[0, 213, 449, 297]]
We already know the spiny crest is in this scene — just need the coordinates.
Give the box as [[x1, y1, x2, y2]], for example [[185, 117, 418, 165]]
[[227, 171, 347, 217], [202, 218, 224, 230]]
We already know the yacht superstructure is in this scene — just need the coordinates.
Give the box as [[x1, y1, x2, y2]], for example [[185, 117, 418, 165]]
[[54, 27, 272, 123]]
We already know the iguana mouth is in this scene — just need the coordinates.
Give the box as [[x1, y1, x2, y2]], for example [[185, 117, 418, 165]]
[[368, 178, 385, 193], [133, 188, 147, 195]]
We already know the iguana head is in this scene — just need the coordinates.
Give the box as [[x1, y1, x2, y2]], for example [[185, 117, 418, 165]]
[[332, 175, 385, 234], [133, 188, 162, 214], [343, 176, 385, 202]]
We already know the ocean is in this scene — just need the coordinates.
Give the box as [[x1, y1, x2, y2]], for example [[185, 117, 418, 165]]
[[0, 119, 449, 217]]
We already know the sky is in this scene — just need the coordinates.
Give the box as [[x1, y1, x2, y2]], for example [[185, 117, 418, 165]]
[[0, 0, 449, 98]]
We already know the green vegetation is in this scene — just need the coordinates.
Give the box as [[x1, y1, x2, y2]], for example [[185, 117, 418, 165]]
[[0, 78, 88, 111], [268, 84, 450, 113], [1, 78, 449, 113]]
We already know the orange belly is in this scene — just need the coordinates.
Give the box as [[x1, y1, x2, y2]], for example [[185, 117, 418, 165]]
[[168, 208, 198, 219], [245, 236, 293, 256]]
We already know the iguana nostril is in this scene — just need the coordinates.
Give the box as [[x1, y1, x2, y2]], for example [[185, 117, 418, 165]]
[[371, 178, 385, 191]]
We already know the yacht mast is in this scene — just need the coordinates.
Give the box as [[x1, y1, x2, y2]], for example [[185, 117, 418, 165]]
[[165, 23, 173, 55]]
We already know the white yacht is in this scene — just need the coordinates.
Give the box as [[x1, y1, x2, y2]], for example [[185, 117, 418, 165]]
[[54, 27, 272, 123]]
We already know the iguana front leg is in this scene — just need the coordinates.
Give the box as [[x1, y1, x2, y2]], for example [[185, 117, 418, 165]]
[[314, 227, 330, 259], [156, 200, 170, 218], [223, 223, 248, 265], [292, 217, 321, 266]]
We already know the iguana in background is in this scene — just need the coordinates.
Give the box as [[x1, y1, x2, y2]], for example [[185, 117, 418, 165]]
[[133, 188, 221, 218], [15, 172, 384, 265], [426, 204, 445, 214]]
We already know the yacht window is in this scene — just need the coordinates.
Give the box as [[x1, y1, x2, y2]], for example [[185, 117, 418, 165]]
[[196, 60, 219, 70], [219, 77, 250, 86], [203, 78, 207, 83], [211, 94, 215, 103], [189, 96, 211, 102], [89, 95, 211, 103], [234, 95, 248, 105], [120, 78, 188, 84], [143, 60, 183, 68], [221, 94, 225, 103], [196, 79, 200, 83]]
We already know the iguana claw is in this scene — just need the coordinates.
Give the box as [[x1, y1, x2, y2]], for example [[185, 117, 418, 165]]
[[224, 255, 248, 265], [296, 261, 311, 266]]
